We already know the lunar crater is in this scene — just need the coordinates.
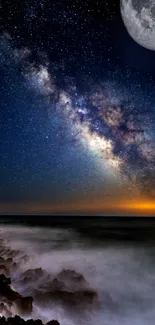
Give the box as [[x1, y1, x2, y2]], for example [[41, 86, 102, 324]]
[[120, 0, 155, 50]]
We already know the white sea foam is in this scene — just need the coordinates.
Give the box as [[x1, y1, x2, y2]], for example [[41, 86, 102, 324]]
[[0, 225, 155, 325]]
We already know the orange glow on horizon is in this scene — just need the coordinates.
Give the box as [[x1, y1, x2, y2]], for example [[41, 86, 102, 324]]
[[125, 201, 155, 212], [0, 199, 155, 215]]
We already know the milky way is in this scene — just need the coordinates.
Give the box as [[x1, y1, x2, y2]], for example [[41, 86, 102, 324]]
[[0, 31, 155, 198]]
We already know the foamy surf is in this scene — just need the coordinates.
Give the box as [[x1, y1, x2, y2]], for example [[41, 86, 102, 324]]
[[0, 225, 154, 325]]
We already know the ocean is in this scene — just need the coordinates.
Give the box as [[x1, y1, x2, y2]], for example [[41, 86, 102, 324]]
[[0, 218, 155, 325]]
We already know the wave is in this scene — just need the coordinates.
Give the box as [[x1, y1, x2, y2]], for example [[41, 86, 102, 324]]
[[0, 225, 154, 325]]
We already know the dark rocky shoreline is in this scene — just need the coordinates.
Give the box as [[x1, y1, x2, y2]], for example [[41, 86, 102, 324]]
[[0, 316, 60, 325], [0, 231, 100, 325]]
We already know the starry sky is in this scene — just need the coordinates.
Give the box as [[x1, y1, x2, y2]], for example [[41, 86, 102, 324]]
[[0, 0, 155, 215]]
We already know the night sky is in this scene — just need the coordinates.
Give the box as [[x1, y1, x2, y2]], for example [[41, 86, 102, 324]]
[[0, 0, 155, 215]]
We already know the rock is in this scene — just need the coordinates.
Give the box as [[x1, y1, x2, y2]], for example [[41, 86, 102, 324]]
[[0, 317, 60, 325], [11, 262, 17, 271], [47, 269, 98, 307], [21, 268, 44, 282], [14, 296, 33, 315], [0, 303, 12, 318], [5, 258, 13, 265], [26, 320, 42, 325], [8, 250, 20, 258], [0, 274, 11, 288], [0, 257, 5, 263], [46, 321, 60, 325], [22, 277, 31, 285], [48, 278, 65, 291], [57, 269, 86, 284], [0, 316, 7, 325], [0, 274, 33, 315], [33, 268, 98, 311], [0, 266, 9, 276], [7, 316, 25, 325], [49, 288, 98, 307]]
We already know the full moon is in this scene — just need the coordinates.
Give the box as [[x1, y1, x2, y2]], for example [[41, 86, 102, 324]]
[[120, 0, 155, 51]]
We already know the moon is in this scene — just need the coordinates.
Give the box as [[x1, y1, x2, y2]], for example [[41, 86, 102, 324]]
[[120, 0, 155, 51]]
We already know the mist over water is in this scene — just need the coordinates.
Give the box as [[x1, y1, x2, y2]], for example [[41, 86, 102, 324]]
[[0, 224, 155, 325]]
